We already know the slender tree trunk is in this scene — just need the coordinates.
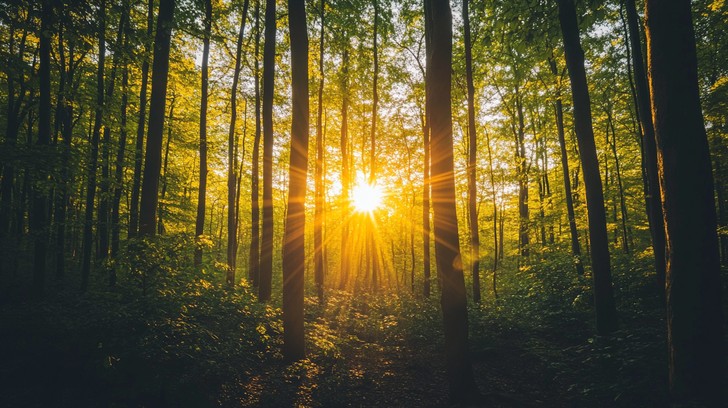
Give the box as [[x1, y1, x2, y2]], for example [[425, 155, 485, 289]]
[[157, 95, 174, 235], [422, 108, 432, 298], [339, 46, 351, 290], [549, 57, 584, 275], [227, 0, 250, 285], [195, 0, 212, 267], [484, 128, 499, 285], [259, 0, 276, 302], [625, 0, 666, 289], [81, 0, 107, 291], [55, 25, 74, 281], [367, 0, 380, 291], [555, 94, 584, 275], [31, 0, 53, 295], [462, 0, 480, 303], [557, 0, 617, 335], [425, 0, 478, 402], [422, 4, 433, 298], [111, 35, 130, 265], [515, 84, 529, 259], [129, 0, 154, 237], [98, 10, 128, 260], [606, 111, 630, 253], [314, 0, 325, 303], [139, 0, 175, 236], [249, 0, 262, 285], [282, 0, 308, 361], [645, 1, 725, 404], [0, 24, 19, 278]]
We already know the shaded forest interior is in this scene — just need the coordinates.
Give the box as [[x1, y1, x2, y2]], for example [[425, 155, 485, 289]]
[[1, 0, 728, 406]]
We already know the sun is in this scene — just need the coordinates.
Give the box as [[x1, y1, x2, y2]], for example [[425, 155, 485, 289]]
[[351, 181, 384, 213]]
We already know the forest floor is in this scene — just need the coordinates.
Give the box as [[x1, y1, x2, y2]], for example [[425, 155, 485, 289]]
[[0, 275, 675, 408]]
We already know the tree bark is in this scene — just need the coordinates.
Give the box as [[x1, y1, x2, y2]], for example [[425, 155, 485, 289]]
[[157, 94, 174, 235], [259, 0, 276, 302], [422, 1, 432, 299], [139, 0, 175, 236], [314, 0, 325, 303], [425, 0, 478, 402], [552, 69, 584, 275], [98, 9, 128, 260], [111, 31, 130, 266], [625, 0, 666, 289], [249, 0, 262, 285], [339, 46, 351, 290], [606, 110, 630, 253], [227, 0, 250, 285], [129, 0, 154, 237], [463, 0, 480, 303], [195, 0, 212, 267], [645, 1, 725, 404], [282, 0, 309, 361], [54, 20, 75, 281], [81, 0, 107, 291], [515, 82, 529, 259], [31, 0, 53, 295], [557, 0, 617, 335]]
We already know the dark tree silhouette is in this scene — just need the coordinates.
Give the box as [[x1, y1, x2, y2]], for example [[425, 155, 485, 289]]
[[139, 0, 175, 236], [249, 0, 262, 286], [314, 0, 326, 303], [557, 0, 617, 335], [425, 0, 479, 403], [31, 0, 52, 295], [129, 0, 154, 237], [195, 0, 212, 267], [625, 0, 666, 289], [462, 0, 480, 303], [282, 0, 309, 361], [259, 0, 276, 302], [81, 0, 106, 291], [645, 0, 725, 404], [226, 0, 250, 284]]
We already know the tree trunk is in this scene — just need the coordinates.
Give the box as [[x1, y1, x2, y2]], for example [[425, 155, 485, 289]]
[[557, 0, 617, 335], [139, 0, 175, 236], [227, 0, 250, 285], [157, 94, 174, 235], [339, 46, 351, 290], [606, 111, 630, 253], [195, 0, 212, 267], [314, 0, 325, 303], [553, 81, 584, 275], [515, 83, 529, 259], [81, 0, 107, 291], [98, 9, 128, 260], [259, 0, 276, 302], [625, 0, 666, 289], [249, 0, 262, 285], [111, 33, 130, 266], [484, 128, 499, 284], [31, 0, 53, 295], [421, 9, 432, 297], [462, 0, 480, 303], [282, 0, 308, 361], [129, 0, 154, 237], [54, 22, 75, 281], [645, 1, 725, 404], [425, 0, 478, 403]]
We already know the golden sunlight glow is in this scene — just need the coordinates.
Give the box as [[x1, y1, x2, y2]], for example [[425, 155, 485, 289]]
[[351, 181, 384, 213]]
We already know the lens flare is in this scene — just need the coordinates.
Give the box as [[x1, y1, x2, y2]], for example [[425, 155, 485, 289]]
[[351, 182, 384, 213]]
